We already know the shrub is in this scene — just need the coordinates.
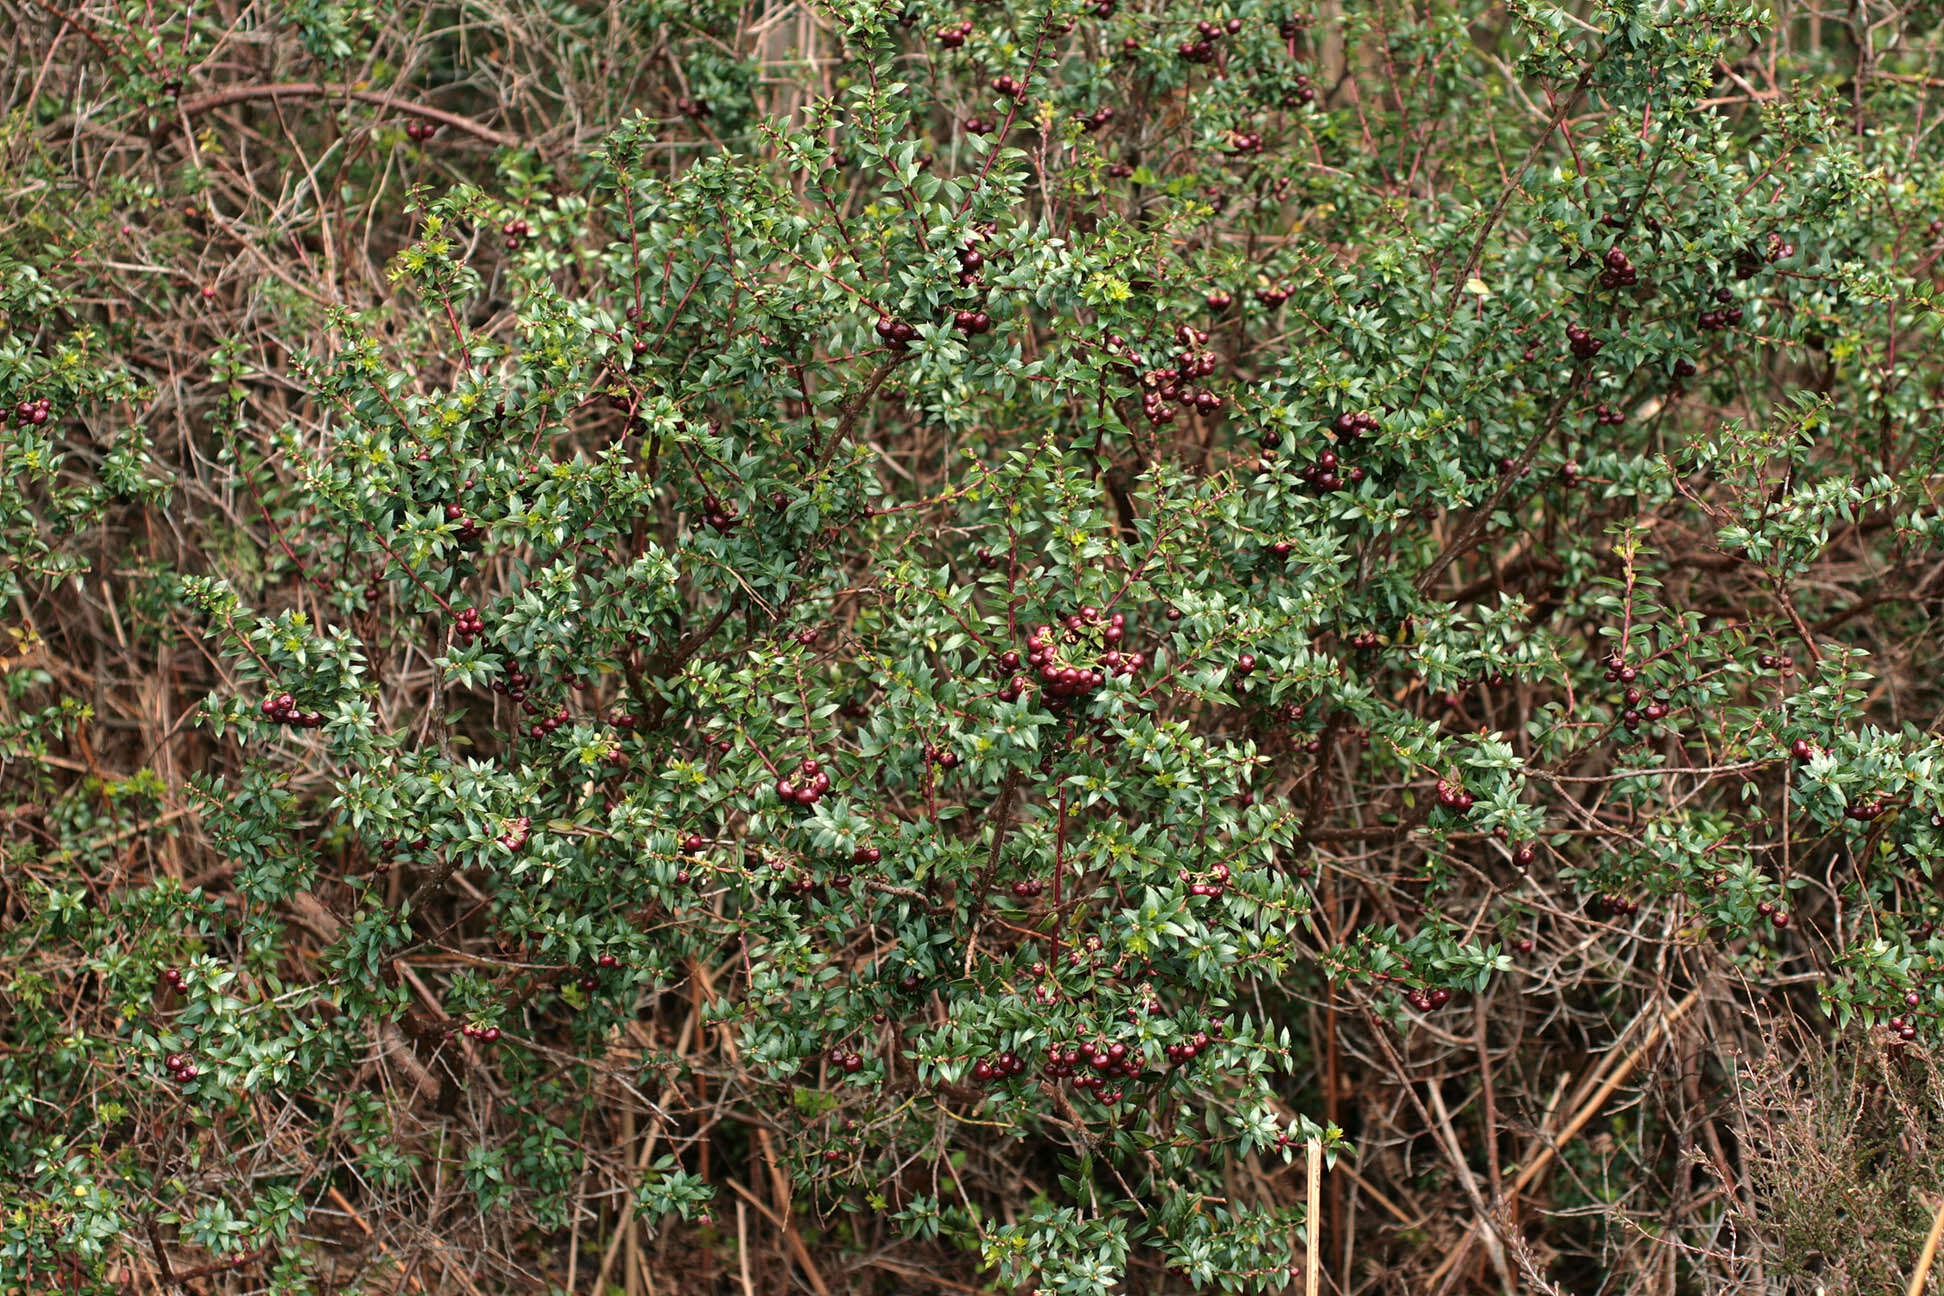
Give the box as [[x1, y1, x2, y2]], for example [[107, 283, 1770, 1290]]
[[6, 0, 1944, 1292]]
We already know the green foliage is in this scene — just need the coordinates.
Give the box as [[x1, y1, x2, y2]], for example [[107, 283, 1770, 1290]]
[[8, 0, 1944, 1292]]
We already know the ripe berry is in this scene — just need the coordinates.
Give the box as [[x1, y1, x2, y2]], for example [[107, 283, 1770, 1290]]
[[875, 315, 918, 350]]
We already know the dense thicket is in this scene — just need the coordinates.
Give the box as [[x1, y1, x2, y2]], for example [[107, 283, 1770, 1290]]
[[7, 0, 1944, 1292]]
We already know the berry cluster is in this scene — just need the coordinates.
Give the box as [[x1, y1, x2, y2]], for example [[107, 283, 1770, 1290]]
[[1025, 607, 1142, 701], [490, 663, 536, 700], [1009, 876, 1046, 898], [874, 315, 918, 350], [162, 1050, 199, 1083], [1596, 245, 1639, 289], [935, 18, 973, 47], [500, 216, 532, 249], [461, 1022, 503, 1042], [924, 744, 961, 769], [673, 96, 710, 119], [1042, 1039, 1138, 1099], [1286, 71, 1317, 105], [1228, 128, 1264, 154], [596, 739, 629, 773], [1845, 795, 1890, 822], [1757, 651, 1798, 677], [1736, 232, 1795, 276], [992, 648, 1028, 702], [1163, 1026, 1216, 1063], [777, 757, 833, 807], [1754, 901, 1791, 928], [1590, 402, 1624, 426], [955, 244, 987, 283], [1565, 322, 1604, 359], [10, 395, 52, 425], [1255, 284, 1291, 306], [403, 119, 440, 142], [259, 691, 325, 728], [1130, 323, 1223, 425], [1332, 409, 1380, 437], [1298, 448, 1365, 493], [452, 605, 486, 644], [1696, 295, 1744, 331], [1078, 105, 1114, 132], [1295, 727, 1368, 757], [1618, 684, 1667, 729], [970, 1050, 1028, 1084], [370, 835, 421, 876], [826, 1046, 865, 1074], [1402, 986, 1452, 1012], [1434, 778, 1475, 811], [952, 307, 994, 334], [990, 73, 1027, 99], [444, 502, 485, 545], [573, 952, 622, 992], [1592, 893, 1640, 917], [497, 816, 531, 850], [521, 699, 570, 738], [700, 493, 741, 531], [1618, 703, 1658, 728], [1184, 861, 1230, 897], [1178, 17, 1241, 62]]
